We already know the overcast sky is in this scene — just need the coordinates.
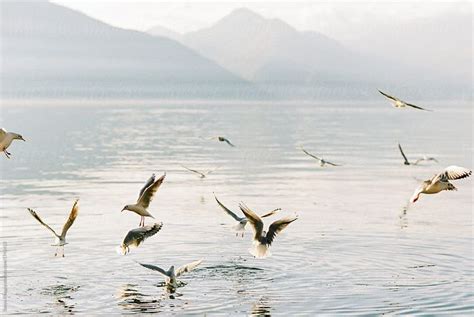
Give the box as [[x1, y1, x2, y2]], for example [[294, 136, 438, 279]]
[[49, 0, 469, 40]]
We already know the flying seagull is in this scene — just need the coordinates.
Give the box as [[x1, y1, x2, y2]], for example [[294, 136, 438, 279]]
[[122, 173, 165, 227], [301, 147, 340, 167], [181, 165, 219, 179], [398, 143, 438, 166], [239, 203, 297, 258], [27, 199, 79, 257], [137, 259, 203, 291], [378, 90, 432, 111], [0, 128, 25, 159], [214, 194, 280, 237], [210, 136, 235, 147], [118, 222, 163, 255], [411, 166, 471, 203]]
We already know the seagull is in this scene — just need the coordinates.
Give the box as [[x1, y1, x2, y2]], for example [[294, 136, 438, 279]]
[[0, 128, 25, 159], [122, 173, 165, 227], [398, 143, 438, 166], [239, 203, 297, 258], [27, 199, 79, 257], [301, 147, 340, 167], [411, 166, 472, 203], [210, 136, 235, 147], [378, 90, 432, 111], [181, 165, 219, 179], [118, 222, 163, 255], [137, 259, 203, 291], [214, 194, 280, 237]]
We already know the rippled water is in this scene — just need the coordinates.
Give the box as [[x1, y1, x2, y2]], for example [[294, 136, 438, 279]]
[[0, 100, 472, 315]]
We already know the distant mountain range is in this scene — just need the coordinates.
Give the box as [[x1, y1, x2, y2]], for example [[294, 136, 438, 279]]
[[1, 2, 470, 100], [1, 2, 250, 99]]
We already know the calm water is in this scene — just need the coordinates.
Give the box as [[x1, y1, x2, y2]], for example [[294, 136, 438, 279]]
[[0, 100, 472, 315]]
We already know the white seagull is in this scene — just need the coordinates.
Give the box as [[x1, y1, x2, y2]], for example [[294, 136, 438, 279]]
[[138, 259, 203, 291], [210, 136, 235, 147], [378, 89, 432, 111], [118, 222, 163, 255], [301, 147, 340, 167], [181, 165, 219, 179], [214, 194, 280, 237], [122, 173, 165, 227], [411, 166, 472, 203], [239, 203, 298, 258], [398, 143, 438, 166], [0, 128, 25, 159], [27, 199, 79, 257]]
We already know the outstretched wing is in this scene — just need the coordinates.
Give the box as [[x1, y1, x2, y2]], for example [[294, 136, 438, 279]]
[[406, 103, 432, 112], [139, 173, 156, 200], [176, 259, 203, 277], [182, 165, 206, 178], [122, 222, 163, 248], [441, 166, 472, 181], [239, 203, 264, 240], [325, 160, 341, 166], [223, 138, 235, 147], [260, 208, 281, 218], [301, 147, 322, 162], [60, 199, 79, 238], [398, 143, 410, 165], [137, 262, 168, 277], [137, 173, 166, 208], [378, 89, 399, 102], [265, 216, 298, 246], [27, 208, 60, 238], [0, 128, 6, 139], [214, 194, 243, 221]]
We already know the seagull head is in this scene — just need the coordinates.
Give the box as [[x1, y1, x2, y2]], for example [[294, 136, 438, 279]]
[[15, 134, 25, 141], [121, 205, 131, 212]]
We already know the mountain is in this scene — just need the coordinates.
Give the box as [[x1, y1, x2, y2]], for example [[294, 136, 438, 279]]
[[147, 25, 182, 42], [148, 8, 470, 99], [0, 2, 249, 99]]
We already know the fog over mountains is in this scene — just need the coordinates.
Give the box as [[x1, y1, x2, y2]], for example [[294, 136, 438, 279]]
[[1, 2, 471, 100], [1, 1, 249, 99]]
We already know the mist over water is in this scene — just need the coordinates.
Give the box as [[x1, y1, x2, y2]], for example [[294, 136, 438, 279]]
[[0, 101, 472, 314]]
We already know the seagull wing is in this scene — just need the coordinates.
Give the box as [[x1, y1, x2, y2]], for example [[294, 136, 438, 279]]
[[405, 103, 432, 112], [137, 262, 169, 277], [223, 138, 235, 147], [239, 203, 264, 240], [301, 148, 322, 162], [325, 160, 341, 166], [442, 166, 472, 181], [260, 208, 281, 218], [176, 259, 203, 277], [0, 128, 6, 139], [214, 194, 243, 221], [138, 173, 156, 200], [265, 216, 298, 246], [60, 199, 79, 239], [181, 165, 206, 178], [27, 208, 60, 238], [378, 90, 399, 102], [122, 222, 163, 248], [137, 173, 166, 208], [398, 143, 410, 165]]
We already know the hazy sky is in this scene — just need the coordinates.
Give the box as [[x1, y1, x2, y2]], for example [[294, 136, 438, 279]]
[[49, 0, 469, 40]]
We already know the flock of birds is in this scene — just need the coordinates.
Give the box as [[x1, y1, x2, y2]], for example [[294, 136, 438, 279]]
[[1, 89, 472, 291]]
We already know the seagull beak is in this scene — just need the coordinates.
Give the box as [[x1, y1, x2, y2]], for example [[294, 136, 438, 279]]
[[20, 136, 26, 141]]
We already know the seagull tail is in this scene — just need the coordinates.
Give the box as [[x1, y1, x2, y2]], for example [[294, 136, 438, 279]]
[[249, 243, 270, 259]]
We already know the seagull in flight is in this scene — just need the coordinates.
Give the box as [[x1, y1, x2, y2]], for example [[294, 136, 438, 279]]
[[0, 128, 25, 159], [301, 147, 340, 167], [181, 165, 219, 179], [27, 199, 79, 257], [137, 259, 203, 291], [210, 136, 235, 147], [411, 166, 471, 203], [398, 143, 438, 166], [239, 203, 297, 258], [214, 194, 280, 237], [122, 173, 165, 227], [118, 222, 163, 255], [378, 90, 432, 111]]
